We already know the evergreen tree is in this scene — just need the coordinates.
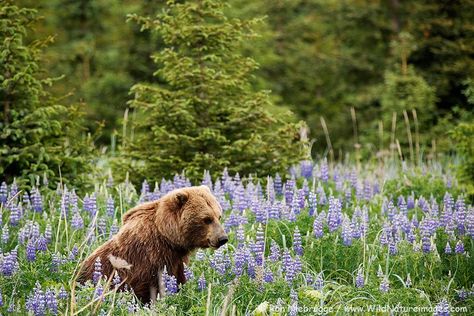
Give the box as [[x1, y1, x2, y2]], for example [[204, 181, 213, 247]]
[[0, 1, 95, 187], [120, 0, 307, 182], [44, 0, 134, 143]]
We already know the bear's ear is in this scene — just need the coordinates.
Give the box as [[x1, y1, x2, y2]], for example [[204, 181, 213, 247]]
[[175, 191, 188, 209]]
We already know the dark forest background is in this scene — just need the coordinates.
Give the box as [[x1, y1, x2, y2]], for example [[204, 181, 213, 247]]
[[1, 0, 473, 191]]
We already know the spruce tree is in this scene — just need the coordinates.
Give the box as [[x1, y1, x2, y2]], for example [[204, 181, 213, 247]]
[[0, 1, 95, 188], [121, 0, 307, 182]]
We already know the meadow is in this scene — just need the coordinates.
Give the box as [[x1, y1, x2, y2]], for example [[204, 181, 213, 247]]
[[0, 159, 473, 315]]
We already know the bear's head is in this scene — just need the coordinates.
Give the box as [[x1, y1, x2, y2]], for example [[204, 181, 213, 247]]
[[158, 185, 228, 250]]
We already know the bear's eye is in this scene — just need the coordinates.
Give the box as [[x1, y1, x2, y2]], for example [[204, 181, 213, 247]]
[[204, 217, 213, 225]]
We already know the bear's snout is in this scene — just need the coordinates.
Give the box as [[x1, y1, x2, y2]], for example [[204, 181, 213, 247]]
[[217, 235, 228, 248]]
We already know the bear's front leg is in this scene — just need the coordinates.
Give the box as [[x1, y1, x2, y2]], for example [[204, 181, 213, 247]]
[[149, 286, 158, 304]]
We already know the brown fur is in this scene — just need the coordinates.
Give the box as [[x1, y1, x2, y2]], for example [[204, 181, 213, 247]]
[[77, 185, 226, 303]]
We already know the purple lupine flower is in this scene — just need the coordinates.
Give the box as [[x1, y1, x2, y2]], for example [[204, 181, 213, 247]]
[[444, 192, 454, 210], [445, 242, 452, 254], [305, 273, 314, 285], [421, 236, 431, 253], [405, 274, 412, 287], [284, 181, 295, 205], [94, 285, 104, 301], [37, 234, 48, 252], [351, 217, 361, 239], [253, 200, 266, 223], [363, 180, 371, 201], [98, 217, 107, 236], [407, 195, 415, 209], [233, 247, 246, 276], [379, 277, 390, 293], [297, 188, 305, 210], [293, 227, 303, 256], [288, 208, 297, 222], [327, 196, 342, 232], [349, 169, 358, 188], [281, 249, 292, 274], [285, 259, 296, 284], [71, 209, 84, 230], [457, 288, 468, 301], [466, 207, 474, 238], [266, 177, 275, 202], [314, 272, 324, 290], [9, 180, 18, 200], [9, 203, 21, 226], [23, 191, 31, 209], [113, 272, 122, 287], [320, 159, 329, 182], [355, 268, 364, 288], [195, 250, 205, 261], [2, 225, 9, 244], [93, 257, 103, 284], [317, 185, 327, 205], [45, 289, 58, 315], [45, 224, 52, 243], [31, 188, 43, 213], [455, 240, 465, 254], [198, 274, 206, 291], [300, 160, 313, 178], [51, 253, 60, 272], [140, 180, 150, 201], [274, 173, 282, 196], [269, 201, 280, 219], [289, 289, 298, 316], [109, 220, 119, 238], [289, 192, 299, 218], [165, 274, 178, 294], [455, 197, 466, 234], [26, 282, 46, 316], [235, 225, 245, 247], [210, 248, 228, 275], [293, 256, 302, 273], [308, 191, 317, 216], [434, 298, 450, 316], [106, 197, 115, 218], [341, 216, 352, 246], [58, 287, 68, 300], [264, 268, 274, 283], [247, 255, 256, 279], [255, 226, 265, 264], [313, 212, 324, 238], [389, 239, 398, 255], [0, 289, 3, 307], [70, 245, 78, 260], [269, 240, 280, 262], [0, 182, 7, 204], [380, 222, 390, 246], [26, 238, 37, 261]]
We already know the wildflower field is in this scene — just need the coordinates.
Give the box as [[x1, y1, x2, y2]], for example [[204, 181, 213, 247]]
[[0, 159, 473, 315]]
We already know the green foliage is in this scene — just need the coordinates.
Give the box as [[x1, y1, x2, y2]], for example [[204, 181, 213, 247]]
[[380, 67, 436, 118], [0, 1, 96, 189], [41, 0, 135, 143], [229, 0, 473, 156], [451, 122, 474, 200], [118, 0, 307, 183]]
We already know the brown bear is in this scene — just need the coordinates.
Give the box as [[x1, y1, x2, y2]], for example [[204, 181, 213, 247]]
[[77, 185, 228, 303]]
